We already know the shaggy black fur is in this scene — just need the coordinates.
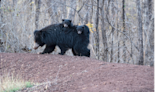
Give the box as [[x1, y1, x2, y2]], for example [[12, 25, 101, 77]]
[[34, 24, 90, 57]]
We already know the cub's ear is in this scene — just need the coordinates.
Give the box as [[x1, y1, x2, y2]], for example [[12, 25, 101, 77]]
[[34, 30, 39, 33], [35, 30, 39, 32], [34, 30, 40, 36], [69, 20, 72, 22], [35, 30, 43, 34], [62, 19, 65, 21]]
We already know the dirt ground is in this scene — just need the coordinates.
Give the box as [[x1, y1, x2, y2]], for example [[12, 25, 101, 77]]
[[0, 53, 154, 92]]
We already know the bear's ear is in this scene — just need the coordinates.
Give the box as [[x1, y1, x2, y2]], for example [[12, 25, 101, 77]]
[[35, 30, 43, 34], [34, 30, 39, 34], [34, 30, 41, 36], [35, 30, 39, 32], [69, 20, 72, 23], [62, 19, 65, 21]]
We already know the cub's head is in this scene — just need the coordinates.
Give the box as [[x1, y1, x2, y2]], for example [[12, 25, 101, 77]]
[[62, 19, 72, 28], [76, 25, 85, 34], [76, 25, 90, 35]]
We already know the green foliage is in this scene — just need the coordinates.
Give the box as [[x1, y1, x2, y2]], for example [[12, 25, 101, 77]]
[[25, 81, 33, 88], [1, 81, 34, 92], [0, 74, 34, 92], [4, 87, 20, 92]]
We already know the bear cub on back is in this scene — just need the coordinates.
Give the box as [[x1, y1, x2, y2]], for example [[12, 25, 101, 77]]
[[76, 25, 90, 37], [33, 21, 90, 57], [62, 19, 73, 28]]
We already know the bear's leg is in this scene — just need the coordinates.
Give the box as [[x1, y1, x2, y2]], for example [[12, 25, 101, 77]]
[[72, 48, 78, 56], [73, 45, 82, 56], [74, 45, 90, 57], [58, 45, 69, 55], [40, 45, 56, 54], [80, 48, 90, 57], [85, 49, 90, 57]]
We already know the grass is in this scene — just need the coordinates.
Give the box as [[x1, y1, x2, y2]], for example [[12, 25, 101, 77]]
[[25, 81, 33, 88], [0, 73, 34, 92]]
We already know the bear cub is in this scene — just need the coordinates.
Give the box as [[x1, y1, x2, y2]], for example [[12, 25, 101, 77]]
[[62, 19, 73, 28]]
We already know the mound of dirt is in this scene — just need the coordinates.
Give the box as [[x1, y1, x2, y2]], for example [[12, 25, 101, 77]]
[[0, 53, 154, 92]]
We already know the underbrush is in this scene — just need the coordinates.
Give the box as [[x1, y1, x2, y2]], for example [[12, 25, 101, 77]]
[[0, 73, 33, 92]]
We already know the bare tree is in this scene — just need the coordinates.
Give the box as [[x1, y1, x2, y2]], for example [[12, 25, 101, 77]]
[[100, 0, 108, 62], [142, 0, 154, 66], [117, 0, 120, 63], [122, 0, 126, 62], [95, 0, 100, 59], [137, 0, 144, 65], [68, 0, 76, 20], [35, 0, 41, 29], [46, 0, 56, 23]]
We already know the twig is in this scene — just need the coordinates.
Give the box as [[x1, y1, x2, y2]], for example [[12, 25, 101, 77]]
[[54, 1, 84, 20], [19, 65, 62, 92], [106, 14, 139, 52]]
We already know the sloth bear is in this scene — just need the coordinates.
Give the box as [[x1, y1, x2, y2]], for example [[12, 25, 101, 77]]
[[76, 25, 90, 37], [71, 25, 90, 56], [33, 23, 90, 57], [61, 19, 73, 28]]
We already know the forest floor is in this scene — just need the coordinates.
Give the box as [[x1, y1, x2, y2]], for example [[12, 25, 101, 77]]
[[0, 53, 154, 92]]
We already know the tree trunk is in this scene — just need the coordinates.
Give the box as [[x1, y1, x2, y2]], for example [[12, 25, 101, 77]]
[[0, 1, 1, 24], [0, 9, 1, 43], [117, 14, 120, 63], [122, 0, 126, 62], [110, 0, 115, 62], [100, 0, 108, 62], [95, 0, 100, 59], [137, 0, 144, 65], [46, 0, 56, 23], [111, 27, 114, 62], [68, 0, 76, 20], [35, 0, 41, 29], [148, 0, 153, 20], [62, 0, 67, 18], [90, 0, 93, 23]]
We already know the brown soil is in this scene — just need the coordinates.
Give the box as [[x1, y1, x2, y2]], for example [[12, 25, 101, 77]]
[[0, 53, 154, 92]]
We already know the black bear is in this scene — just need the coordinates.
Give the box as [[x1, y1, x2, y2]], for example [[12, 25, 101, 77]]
[[60, 19, 75, 33], [71, 25, 90, 56], [76, 25, 90, 37], [33, 24, 90, 57], [61, 19, 73, 28], [61, 25, 90, 57]]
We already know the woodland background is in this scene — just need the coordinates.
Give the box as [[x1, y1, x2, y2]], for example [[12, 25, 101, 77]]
[[0, 0, 154, 66]]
